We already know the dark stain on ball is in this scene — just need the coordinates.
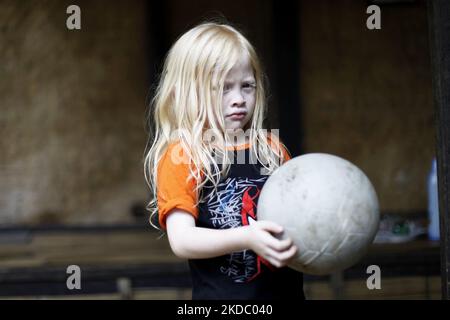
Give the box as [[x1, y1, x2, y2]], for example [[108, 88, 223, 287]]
[[286, 170, 297, 184], [345, 165, 354, 178], [288, 174, 295, 183]]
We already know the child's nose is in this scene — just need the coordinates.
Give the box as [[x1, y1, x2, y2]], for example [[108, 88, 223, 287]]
[[231, 91, 245, 106]]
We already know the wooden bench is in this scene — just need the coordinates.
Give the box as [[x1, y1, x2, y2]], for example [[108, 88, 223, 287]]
[[0, 224, 441, 299]]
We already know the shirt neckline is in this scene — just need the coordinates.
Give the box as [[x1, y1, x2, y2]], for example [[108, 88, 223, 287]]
[[224, 142, 251, 151]]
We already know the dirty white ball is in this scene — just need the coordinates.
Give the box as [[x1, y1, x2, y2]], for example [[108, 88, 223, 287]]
[[258, 153, 380, 275]]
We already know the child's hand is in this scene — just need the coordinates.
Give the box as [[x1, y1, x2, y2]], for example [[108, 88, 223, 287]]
[[246, 221, 298, 268]]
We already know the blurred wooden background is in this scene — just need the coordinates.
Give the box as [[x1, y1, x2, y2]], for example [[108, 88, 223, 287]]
[[0, 226, 441, 299], [0, 0, 439, 299], [0, 0, 434, 225]]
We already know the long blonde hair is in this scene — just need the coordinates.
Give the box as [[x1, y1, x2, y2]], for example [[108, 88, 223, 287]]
[[144, 21, 289, 231]]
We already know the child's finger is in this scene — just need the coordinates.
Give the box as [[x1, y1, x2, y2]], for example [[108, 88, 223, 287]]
[[258, 220, 283, 234], [262, 248, 283, 268], [261, 233, 286, 251], [277, 238, 294, 251], [267, 257, 282, 268], [264, 234, 292, 251], [268, 244, 296, 261], [265, 245, 298, 267], [278, 245, 298, 261]]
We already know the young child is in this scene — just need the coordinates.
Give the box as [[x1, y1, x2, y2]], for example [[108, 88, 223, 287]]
[[144, 21, 305, 300]]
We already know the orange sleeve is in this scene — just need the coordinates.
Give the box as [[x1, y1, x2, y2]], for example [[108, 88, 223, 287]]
[[267, 132, 292, 162], [156, 142, 199, 230], [280, 143, 291, 161]]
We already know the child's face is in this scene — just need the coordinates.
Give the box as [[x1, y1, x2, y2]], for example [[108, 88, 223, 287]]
[[221, 54, 256, 132]]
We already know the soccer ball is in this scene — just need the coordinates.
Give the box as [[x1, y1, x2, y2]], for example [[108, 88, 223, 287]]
[[257, 153, 380, 275]]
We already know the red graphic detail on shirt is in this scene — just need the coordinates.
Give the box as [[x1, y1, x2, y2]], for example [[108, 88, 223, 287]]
[[240, 186, 276, 282]]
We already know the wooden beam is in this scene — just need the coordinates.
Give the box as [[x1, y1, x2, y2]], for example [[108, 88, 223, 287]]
[[427, 0, 450, 300], [272, 0, 303, 157], [146, 0, 170, 86]]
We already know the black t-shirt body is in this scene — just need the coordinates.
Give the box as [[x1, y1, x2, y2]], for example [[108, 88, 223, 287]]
[[189, 146, 305, 300]]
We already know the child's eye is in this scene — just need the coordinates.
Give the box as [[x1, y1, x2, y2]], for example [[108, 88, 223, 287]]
[[242, 83, 256, 91]]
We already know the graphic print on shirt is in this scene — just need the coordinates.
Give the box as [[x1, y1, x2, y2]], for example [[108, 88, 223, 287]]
[[201, 175, 276, 283]]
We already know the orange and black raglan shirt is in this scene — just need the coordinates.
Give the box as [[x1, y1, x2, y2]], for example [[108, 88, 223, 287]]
[[157, 138, 304, 300]]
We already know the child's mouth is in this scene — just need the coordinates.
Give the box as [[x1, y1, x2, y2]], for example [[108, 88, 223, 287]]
[[228, 113, 246, 120]]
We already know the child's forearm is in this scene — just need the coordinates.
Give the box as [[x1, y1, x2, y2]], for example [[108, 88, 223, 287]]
[[173, 225, 251, 259]]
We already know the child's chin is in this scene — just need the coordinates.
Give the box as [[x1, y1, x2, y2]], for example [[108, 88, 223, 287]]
[[226, 127, 246, 134], [226, 121, 249, 131]]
